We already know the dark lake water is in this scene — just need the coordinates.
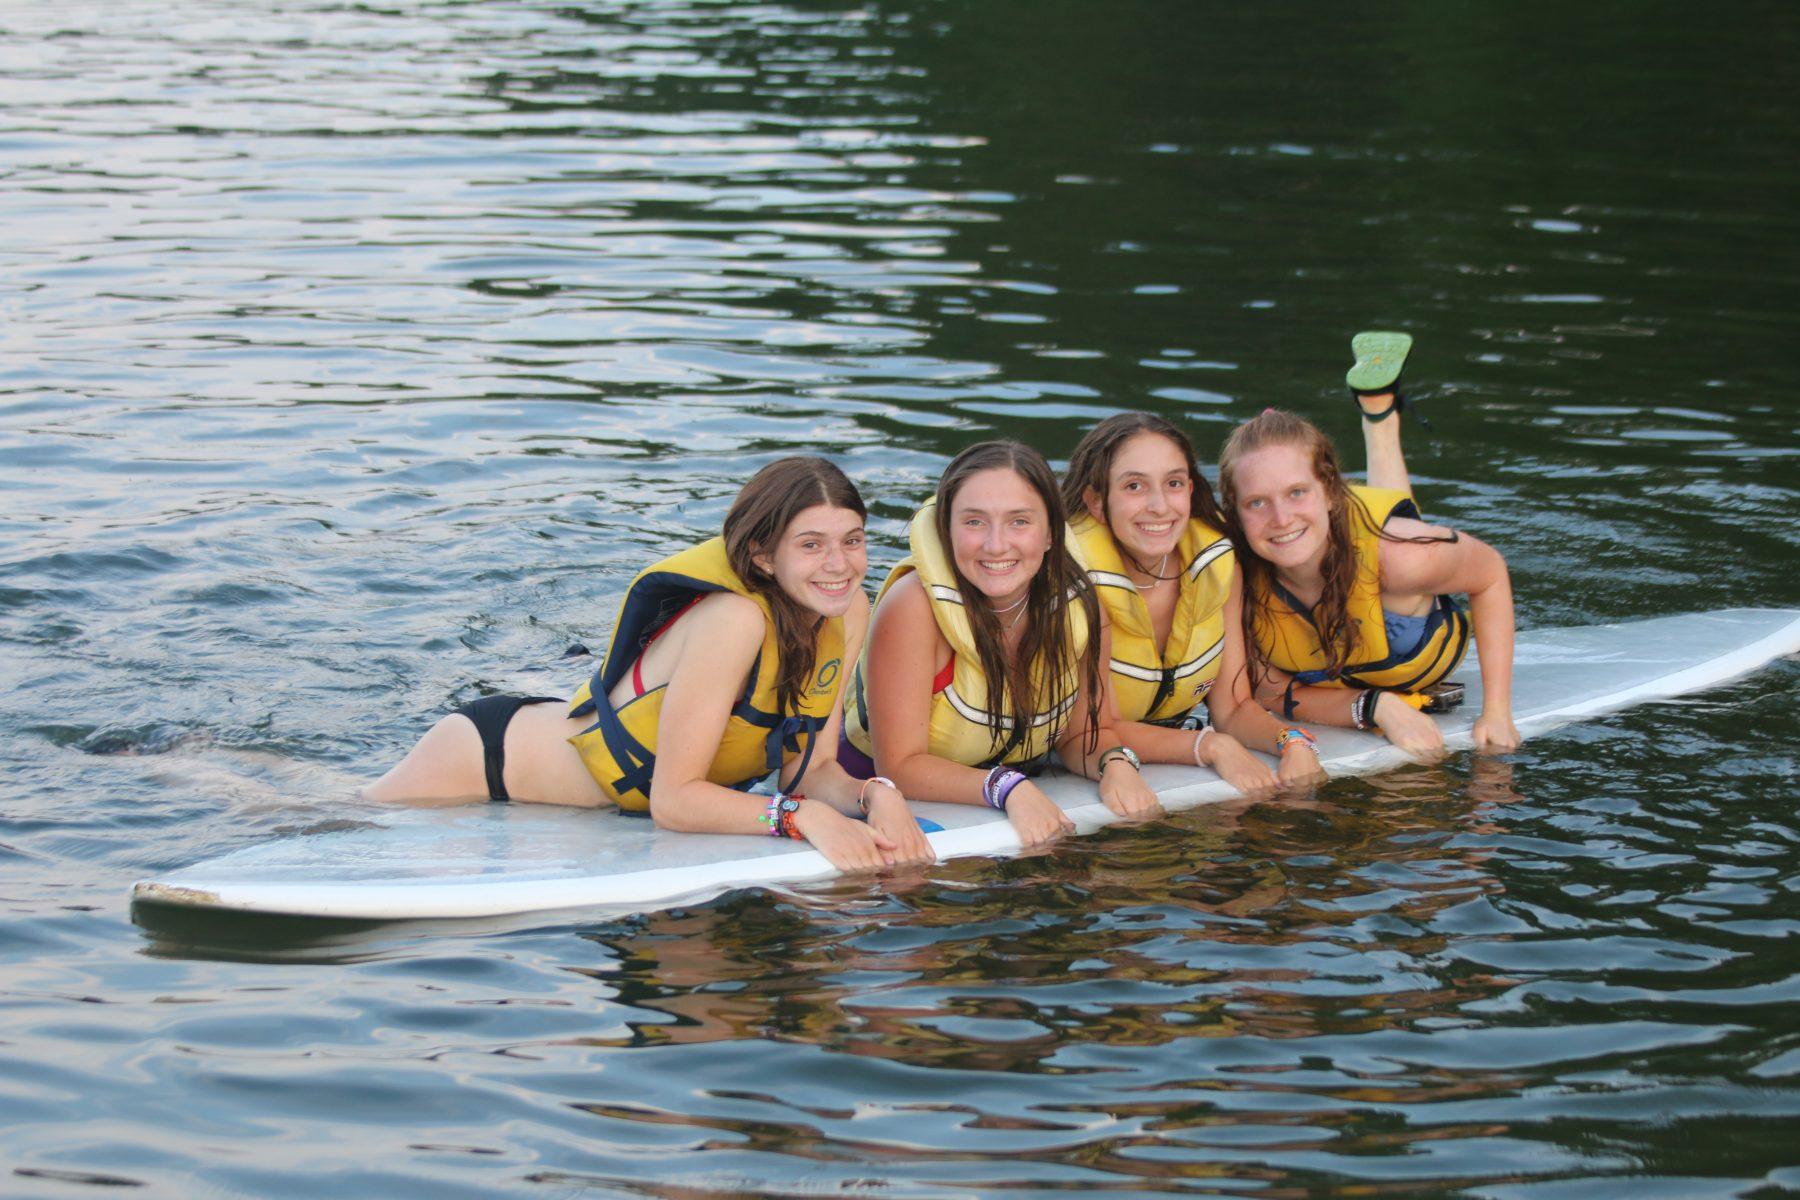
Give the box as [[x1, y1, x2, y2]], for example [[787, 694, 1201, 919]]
[[3, 1, 1796, 1195]]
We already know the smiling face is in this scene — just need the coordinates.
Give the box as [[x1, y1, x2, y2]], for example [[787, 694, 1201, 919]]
[[1230, 441, 1332, 575], [1086, 431, 1192, 565], [948, 467, 1050, 607], [753, 503, 868, 619]]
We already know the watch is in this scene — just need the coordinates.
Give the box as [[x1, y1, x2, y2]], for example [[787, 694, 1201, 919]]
[[1098, 746, 1141, 773]]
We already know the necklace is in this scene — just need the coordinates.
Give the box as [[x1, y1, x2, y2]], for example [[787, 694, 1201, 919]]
[[1128, 551, 1173, 590], [991, 590, 1029, 630]]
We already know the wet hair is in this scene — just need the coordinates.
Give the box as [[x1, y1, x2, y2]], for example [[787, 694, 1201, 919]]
[[934, 441, 1102, 759], [1217, 409, 1449, 685], [724, 456, 866, 718], [1060, 413, 1228, 568]]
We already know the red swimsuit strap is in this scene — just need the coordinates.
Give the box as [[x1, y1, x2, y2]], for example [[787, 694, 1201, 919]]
[[931, 657, 954, 695], [631, 596, 705, 697]]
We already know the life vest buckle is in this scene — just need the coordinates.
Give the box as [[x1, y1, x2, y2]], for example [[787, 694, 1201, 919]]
[[1420, 681, 1465, 713]]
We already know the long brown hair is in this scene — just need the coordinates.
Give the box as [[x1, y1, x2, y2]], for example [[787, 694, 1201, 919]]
[[724, 456, 866, 716], [1217, 409, 1449, 685], [1061, 413, 1228, 560], [934, 441, 1102, 759]]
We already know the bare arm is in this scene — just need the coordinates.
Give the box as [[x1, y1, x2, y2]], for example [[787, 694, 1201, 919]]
[[1082, 600, 1289, 797], [645, 593, 783, 834], [1054, 622, 1160, 819], [1206, 572, 1322, 786], [865, 573, 1073, 847], [1379, 524, 1518, 751], [646, 592, 907, 871], [864, 573, 983, 803], [788, 589, 933, 865]]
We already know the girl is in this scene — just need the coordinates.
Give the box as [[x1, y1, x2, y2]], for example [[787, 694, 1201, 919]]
[[841, 441, 1160, 847], [1218, 339, 1520, 757], [365, 456, 935, 872], [1061, 413, 1324, 793]]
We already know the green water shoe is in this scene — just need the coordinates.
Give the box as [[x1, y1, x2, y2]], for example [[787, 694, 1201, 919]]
[[1346, 330, 1413, 422], [1347, 330, 1412, 392]]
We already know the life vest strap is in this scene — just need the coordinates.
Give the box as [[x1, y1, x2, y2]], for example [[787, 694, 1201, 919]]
[[1289, 595, 1467, 688], [729, 697, 828, 793], [570, 664, 661, 804]]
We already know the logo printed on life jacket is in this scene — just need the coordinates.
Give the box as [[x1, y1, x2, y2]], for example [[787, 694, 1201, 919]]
[[813, 657, 842, 693]]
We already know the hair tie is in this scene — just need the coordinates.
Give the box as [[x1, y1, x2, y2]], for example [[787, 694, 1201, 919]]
[[1262, 407, 1277, 416]]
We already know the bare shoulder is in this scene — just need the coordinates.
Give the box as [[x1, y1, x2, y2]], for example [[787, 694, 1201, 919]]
[[1377, 517, 1494, 596], [687, 590, 769, 645], [869, 571, 942, 643], [1382, 514, 1457, 542], [874, 569, 927, 621], [842, 585, 872, 641]]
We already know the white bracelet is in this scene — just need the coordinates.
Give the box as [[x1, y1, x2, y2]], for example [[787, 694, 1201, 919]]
[[856, 774, 896, 815], [1191, 727, 1212, 767]]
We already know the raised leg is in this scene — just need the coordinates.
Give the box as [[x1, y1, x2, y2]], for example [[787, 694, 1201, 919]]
[[1346, 330, 1415, 496], [1358, 388, 1412, 495]]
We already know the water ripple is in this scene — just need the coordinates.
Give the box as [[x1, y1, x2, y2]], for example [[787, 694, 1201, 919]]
[[2, 0, 1797, 1196]]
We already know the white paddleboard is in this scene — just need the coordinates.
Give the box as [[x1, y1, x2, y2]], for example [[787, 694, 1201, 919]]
[[132, 608, 1800, 922]]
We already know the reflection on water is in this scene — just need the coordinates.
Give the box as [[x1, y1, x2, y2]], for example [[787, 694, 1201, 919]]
[[2, 0, 1797, 1194]]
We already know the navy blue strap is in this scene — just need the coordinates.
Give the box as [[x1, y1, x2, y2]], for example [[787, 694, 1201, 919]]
[[570, 665, 660, 805]]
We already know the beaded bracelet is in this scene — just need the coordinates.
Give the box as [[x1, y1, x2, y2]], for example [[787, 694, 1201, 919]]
[[763, 793, 806, 838], [856, 774, 896, 815], [1191, 726, 1213, 767]]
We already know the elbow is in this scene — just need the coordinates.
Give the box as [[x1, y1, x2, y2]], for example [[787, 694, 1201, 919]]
[[1206, 690, 1239, 724], [646, 787, 695, 832], [874, 750, 932, 794], [1472, 542, 1513, 597]]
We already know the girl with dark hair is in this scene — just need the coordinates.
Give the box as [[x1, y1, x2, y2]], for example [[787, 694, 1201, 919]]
[[1218, 342, 1520, 757], [1061, 413, 1324, 794], [365, 456, 934, 873], [842, 441, 1160, 848]]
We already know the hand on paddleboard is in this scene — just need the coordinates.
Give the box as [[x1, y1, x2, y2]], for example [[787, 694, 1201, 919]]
[[1374, 691, 1447, 762], [1201, 732, 1281, 797], [1274, 741, 1325, 789], [863, 781, 936, 866], [1005, 782, 1076, 850], [1099, 758, 1162, 821], [1472, 710, 1521, 754], [794, 801, 901, 873]]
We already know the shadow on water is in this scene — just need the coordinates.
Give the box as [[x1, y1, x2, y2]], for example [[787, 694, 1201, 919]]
[[131, 903, 404, 965]]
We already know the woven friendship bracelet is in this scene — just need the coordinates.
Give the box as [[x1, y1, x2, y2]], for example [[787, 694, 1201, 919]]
[[1275, 727, 1319, 757]]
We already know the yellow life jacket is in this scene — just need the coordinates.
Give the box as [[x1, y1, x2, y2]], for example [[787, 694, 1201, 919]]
[[566, 538, 845, 812], [1070, 514, 1235, 725], [1250, 485, 1470, 691], [843, 501, 1090, 768]]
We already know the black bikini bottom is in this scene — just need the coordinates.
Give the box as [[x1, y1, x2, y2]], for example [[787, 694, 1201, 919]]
[[451, 695, 562, 803]]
